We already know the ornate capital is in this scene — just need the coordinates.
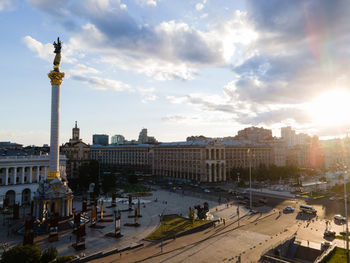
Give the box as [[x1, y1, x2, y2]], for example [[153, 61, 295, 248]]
[[48, 71, 65, 86]]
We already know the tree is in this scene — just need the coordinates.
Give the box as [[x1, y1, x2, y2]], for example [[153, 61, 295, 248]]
[[78, 160, 100, 192], [1, 245, 41, 263], [40, 247, 57, 263], [101, 173, 117, 193]]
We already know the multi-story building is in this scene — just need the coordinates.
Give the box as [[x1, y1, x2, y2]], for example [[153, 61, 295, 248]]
[[0, 151, 67, 206], [152, 140, 272, 183], [90, 144, 153, 171], [111, 134, 126, 144], [234, 127, 273, 143], [137, 128, 157, 144], [61, 122, 90, 179], [92, 134, 109, 146]]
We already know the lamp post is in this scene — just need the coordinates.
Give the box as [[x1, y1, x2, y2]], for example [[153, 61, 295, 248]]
[[248, 149, 252, 210], [344, 170, 349, 263]]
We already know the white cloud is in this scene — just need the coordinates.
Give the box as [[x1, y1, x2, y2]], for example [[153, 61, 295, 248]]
[[195, 3, 204, 11], [136, 0, 156, 7], [68, 64, 100, 77], [22, 35, 77, 64], [120, 3, 127, 9], [0, 0, 17, 11], [138, 87, 157, 103], [71, 75, 131, 92]]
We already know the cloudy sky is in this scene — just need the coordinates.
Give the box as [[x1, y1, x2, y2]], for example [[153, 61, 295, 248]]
[[2, 0, 350, 145]]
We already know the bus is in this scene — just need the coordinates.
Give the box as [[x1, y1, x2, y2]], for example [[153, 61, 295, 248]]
[[299, 204, 317, 215]]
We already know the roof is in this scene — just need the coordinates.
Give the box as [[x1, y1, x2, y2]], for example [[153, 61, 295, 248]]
[[157, 140, 270, 147], [90, 144, 153, 148]]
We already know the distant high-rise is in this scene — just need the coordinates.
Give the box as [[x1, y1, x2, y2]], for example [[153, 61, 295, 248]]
[[234, 126, 273, 142], [111, 134, 125, 144], [138, 128, 148, 144], [93, 134, 109, 145]]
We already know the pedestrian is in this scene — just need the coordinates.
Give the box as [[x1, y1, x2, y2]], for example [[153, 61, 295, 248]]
[[120, 253, 122, 259], [223, 219, 226, 225], [69, 235, 72, 242]]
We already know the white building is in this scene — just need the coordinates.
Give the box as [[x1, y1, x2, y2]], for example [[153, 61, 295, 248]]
[[0, 154, 67, 207]]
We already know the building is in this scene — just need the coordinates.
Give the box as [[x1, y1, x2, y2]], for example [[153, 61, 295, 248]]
[[138, 128, 157, 144], [0, 153, 67, 206], [0, 141, 23, 150], [234, 126, 273, 142], [90, 144, 153, 171], [61, 122, 90, 179], [111, 134, 126, 144], [152, 140, 272, 183], [281, 126, 310, 147], [93, 134, 109, 146]]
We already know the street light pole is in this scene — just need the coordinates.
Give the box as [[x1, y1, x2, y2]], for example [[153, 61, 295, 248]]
[[344, 170, 349, 263], [249, 149, 252, 210]]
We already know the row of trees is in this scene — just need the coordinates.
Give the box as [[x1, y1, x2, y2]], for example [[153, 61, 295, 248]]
[[228, 165, 300, 184], [1, 245, 74, 263]]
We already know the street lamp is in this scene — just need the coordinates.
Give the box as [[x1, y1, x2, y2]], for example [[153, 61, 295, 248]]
[[344, 169, 349, 263], [248, 149, 252, 210]]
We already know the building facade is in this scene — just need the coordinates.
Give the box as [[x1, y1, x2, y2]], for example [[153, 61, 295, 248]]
[[111, 134, 126, 144], [92, 134, 109, 146], [234, 127, 273, 142], [61, 122, 90, 179], [152, 140, 272, 183], [90, 144, 153, 170], [0, 154, 67, 206]]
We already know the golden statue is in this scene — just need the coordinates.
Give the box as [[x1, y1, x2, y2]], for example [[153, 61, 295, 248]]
[[53, 37, 62, 72]]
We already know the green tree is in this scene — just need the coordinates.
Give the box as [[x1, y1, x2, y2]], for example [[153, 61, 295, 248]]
[[101, 173, 117, 193], [78, 160, 100, 192], [1, 245, 41, 263], [40, 247, 57, 263]]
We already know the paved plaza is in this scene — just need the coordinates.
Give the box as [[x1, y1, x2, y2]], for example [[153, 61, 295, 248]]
[[2, 187, 350, 262]]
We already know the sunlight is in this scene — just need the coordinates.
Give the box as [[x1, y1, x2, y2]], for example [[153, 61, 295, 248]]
[[308, 89, 350, 125]]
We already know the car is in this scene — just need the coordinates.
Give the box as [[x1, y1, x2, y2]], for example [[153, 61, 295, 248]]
[[329, 197, 335, 201], [283, 206, 295, 212], [204, 189, 210, 193], [249, 210, 258, 215], [324, 230, 336, 237], [334, 214, 347, 222]]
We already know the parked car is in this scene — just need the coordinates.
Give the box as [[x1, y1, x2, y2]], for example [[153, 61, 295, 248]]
[[283, 206, 295, 212], [204, 189, 210, 193], [329, 197, 335, 201], [249, 210, 258, 215], [334, 214, 347, 222], [324, 230, 336, 238]]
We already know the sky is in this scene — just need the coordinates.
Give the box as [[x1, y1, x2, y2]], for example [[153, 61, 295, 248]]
[[2, 0, 350, 146]]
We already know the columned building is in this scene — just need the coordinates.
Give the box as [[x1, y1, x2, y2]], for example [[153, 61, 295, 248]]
[[153, 140, 272, 183], [0, 154, 67, 207]]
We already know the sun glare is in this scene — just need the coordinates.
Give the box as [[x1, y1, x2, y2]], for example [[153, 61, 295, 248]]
[[308, 89, 350, 125]]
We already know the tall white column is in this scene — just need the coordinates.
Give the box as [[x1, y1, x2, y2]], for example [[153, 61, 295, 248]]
[[5, 167, 8, 185], [36, 166, 40, 183], [13, 167, 17, 185], [29, 166, 33, 183], [21, 167, 25, 184], [48, 69, 64, 180], [44, 166, 47, 180]]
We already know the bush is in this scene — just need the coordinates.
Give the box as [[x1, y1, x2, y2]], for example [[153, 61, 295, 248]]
[[41, 247, 57, 263], [1, 244, 42, 263], [56, 255, 76, 263]]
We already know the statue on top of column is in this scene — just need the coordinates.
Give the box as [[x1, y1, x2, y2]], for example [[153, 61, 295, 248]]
[[53, 37, 62, 72]]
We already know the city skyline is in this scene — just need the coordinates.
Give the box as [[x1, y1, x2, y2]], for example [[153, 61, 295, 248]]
[[3, 0, 350, 146]]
